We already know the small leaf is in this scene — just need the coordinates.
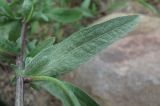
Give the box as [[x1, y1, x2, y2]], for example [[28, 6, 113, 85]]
[[8, 21, 21, 41], [31, 21, 40, 33], [21, 0, 34, 22], [24, 15, 139, 77], [28, 37, 55, 57], [0, 0, 14, 18], [106, 0, 127, 13], [0, 38, 18, 57], [0, 21, 19, 40], [0, 54, 13, 62], [137, 0, 160, 15], [81, 0, 91, 9], [32, 12, 49, 22], [27, 40, 37, 52], [78, 7, 93, 17], [25, 57, 33, 66], [30, 76, 81, 106], [51, 8, 82, 23], [31, 0, 55, 22], [22, 0, 33, 13]]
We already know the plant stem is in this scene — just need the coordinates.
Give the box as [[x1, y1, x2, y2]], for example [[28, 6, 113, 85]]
[[15, 22, 27, 106]]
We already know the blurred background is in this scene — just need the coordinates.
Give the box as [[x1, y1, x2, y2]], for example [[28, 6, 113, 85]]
[[0, 0, 160, 106]]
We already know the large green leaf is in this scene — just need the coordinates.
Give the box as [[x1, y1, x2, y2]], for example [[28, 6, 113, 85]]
[[30, 76, 81, 106], [24, 15, 139, 77]]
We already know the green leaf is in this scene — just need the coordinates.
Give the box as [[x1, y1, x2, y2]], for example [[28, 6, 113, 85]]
[[78, 7, 93, 17], [81, 0, 91, 9], [30, 21, 40, 33], [22, 0, 34, 22], [137, 0, 160, 15], [0, 54, 13, 62], [8, 21, 21, 41], [32, 12, 49, 22], [0, 0, 14, 18], [30, 76, 81, 106], [0, 16, 9, 24], [29, 76, 99, 106], [91, 3, 97, 14], [27, 40, 37, 52], [28, 37, 55, 57], [0, 38, 18, 57], [24, 15, 139, 77], [22, 0, 33, 14], [31, 0, 54, 22], [25, 57, 33, 66], [65, 83, 99, 106], [51, 8, 82, 23], [106, 0, 127, 13], [0, 21, 19, 40]]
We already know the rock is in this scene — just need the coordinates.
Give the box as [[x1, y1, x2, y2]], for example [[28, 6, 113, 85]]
[[107, 1, 158, 16], [62, 14, 160, 106]]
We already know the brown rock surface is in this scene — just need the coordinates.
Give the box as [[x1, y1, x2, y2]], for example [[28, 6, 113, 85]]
[[62, 14, 160, 106]]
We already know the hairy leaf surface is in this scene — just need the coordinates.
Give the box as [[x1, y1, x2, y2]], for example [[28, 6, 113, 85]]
[[25, 15, 139, 77]]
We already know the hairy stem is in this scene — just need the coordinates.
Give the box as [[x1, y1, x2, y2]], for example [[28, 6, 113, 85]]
[[15, 22, 27, 106]]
